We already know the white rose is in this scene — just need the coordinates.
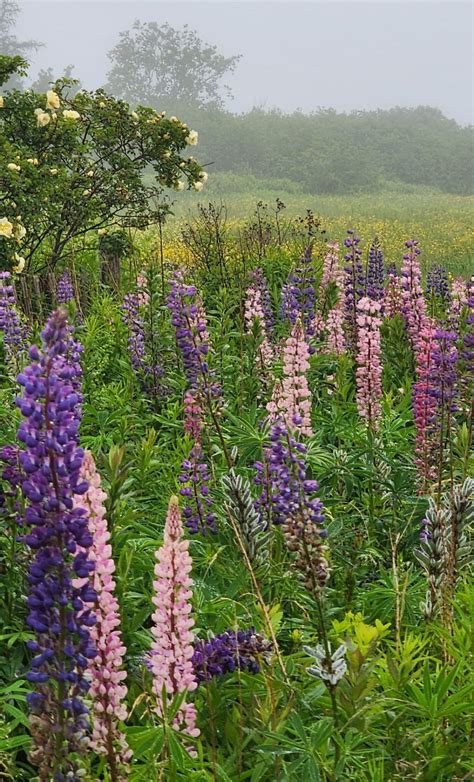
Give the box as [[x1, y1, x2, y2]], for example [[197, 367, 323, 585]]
[[0, 217, 14, 238], [0, 96, 4, 108], [99, 101, 106, 108], [170, 116, 178, 122], [131, 111, 139, 121], [16, 224, 27, 240], [63, 109, 81, 120], [174, 180, 185, 191], [186, 130, 198, 146], [35, 110, 51, 127], [200, 171, 209, 183], [7, 163, 21, 172], [13, 253, 26, 273], [50, 168, 58, 175], [46, 90, 60, 110], [87, 170, 94, 177], [97, 228, 108, 236], [193, 181, 204, 192]]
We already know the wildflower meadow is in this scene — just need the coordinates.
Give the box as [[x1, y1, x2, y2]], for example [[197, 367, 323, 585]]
[[0, 53, 473, 782]]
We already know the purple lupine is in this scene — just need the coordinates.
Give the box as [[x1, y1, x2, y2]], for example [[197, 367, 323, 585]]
[[248, 267, 274, 338], [179, 445, 216, 535], [167, 274, 217, 395], [15, 308, 97, 781], [56, 269, 75, 305], [281, 246, 317, 339], [255, 421, 329, 591], [343, 231, 365, 349], [366, 238, 385, 303], [192, 628, 272, 684], [432, 327, 458, 445], [426, 265, 450, 303], [121, 290, 164, 397], [0, 271, 27, 366]]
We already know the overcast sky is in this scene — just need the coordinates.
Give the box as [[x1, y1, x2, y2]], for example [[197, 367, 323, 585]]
[[13, 0, 474, 124]]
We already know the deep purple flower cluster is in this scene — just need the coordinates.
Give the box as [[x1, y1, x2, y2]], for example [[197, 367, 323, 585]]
[[0, 271, 27, 364], [426, 265, 450, 302], [254, 421, 326, 533], [167, 275, 215, 393], [179, 445, 216, 535], [192, 628, 272, 684], [15, 308, 97, 781], [366, 239, 385, 302], [56, 269, 75, 305], [281, 247, 317, 337], [249, 267, 274, 338], [121, 291, 164, 397], [343, 231, 365, 347], [432, 328, 458, 417]]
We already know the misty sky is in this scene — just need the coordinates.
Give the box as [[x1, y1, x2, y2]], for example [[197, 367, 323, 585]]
[[14, 1, 474, 124]]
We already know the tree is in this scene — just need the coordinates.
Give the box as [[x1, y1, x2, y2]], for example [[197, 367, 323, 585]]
[[0, 56, 207, 274], [105, 20, 241, 110], [0, 1, 42, 88], [30, 65, 81, 96]]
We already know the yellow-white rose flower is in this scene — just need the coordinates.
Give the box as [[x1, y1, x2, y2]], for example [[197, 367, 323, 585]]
[[87, 170, 94, 177], [15, 224, 27, 240], [63, 109, 81, 120], [193, 181, 204, 192], [0, 217, 14, 238], [131, 111, 139, 121], [50, 168, 58, 175], [46, 90, 60, 110], [163, 151, 171, 159], [186, 130, 198, 146], [35, 110, 51, 127], [170, 116, 178, 122], [99, 101, 106, 108], [27, 158, 39, 165], [97, 228, 108, 236], [7, 163, 21, 172], [13, 253, 26, 273], [174, 180, 185, 191], [0, 96, 4, 108], [200, 171, 209, 183], [83, 189, 91, 196]]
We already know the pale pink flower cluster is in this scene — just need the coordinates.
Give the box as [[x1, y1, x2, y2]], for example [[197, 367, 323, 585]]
[[413, 319, 438, 491], [267, 321, 313, 436], [448, 278, 468, 329], [183, 391, 202, 444], [136, 271, 150, 307], [150, 496, 199, 742], [320, 242, 344, 295], [355, 297, 383, 428], [74, 452, 131, 778], [384, 271, 403, 319], [244, 284, 274, 366], [325, 304, 346, 356], [400, 244, 426, 346]]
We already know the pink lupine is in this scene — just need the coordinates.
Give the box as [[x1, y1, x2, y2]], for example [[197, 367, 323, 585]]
[[400, 240, 426, 346], [136, 271, 150, 307], [326, 304, 346, 356], [448, 278, 467, 330], [355, 297, 383, 429], [267, 321, 313, 437], [244, 284, 274, 367], [384, 268, 403, 319], [183, 391, 203, 444], [320, 242, 344, 297], [412, 319, 438, 492], [150, 496, 199, 742], [74, 451, 131, 781]]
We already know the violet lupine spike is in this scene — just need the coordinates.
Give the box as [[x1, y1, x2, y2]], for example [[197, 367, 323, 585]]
[[73, 451, 132, 780], [413, 319, 439, 492], [121, 290, 164, 396], [355, 297, 383, 430], [0, 271, 27, 366], [248, 267, 274, 338], [244, 283, 274, 368], [432, 327, 458, 443], [179, 445, 216, 535], [150, 496, 200, 743], [426, 265, 450, 303], [267, 321, 313, 437], [343, 230, 365, 349], [281, 246, 317, 339], [56, 269, 75, 305], [400, 240, 427, 347], [192, 628, 272, 685], [366, 238, 385, 303], [15, 308, 97, 782]]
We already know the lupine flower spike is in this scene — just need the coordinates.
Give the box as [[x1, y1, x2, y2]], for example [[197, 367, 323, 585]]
[[355, 297, 383, 429], [401, 240, 426, 347], [267, 321, 313, 437]]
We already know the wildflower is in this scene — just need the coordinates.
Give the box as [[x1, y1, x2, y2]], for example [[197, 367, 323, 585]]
[[384, 264, 403, 318], [150, 496, 199, 741], [16, 308, 96, 781], [13, 253, 26, 274], [413, 319, 439, 490], [63, 109, 81, 120], [34, 109, 51, 127], [49, 168, 58, 175], [131, 111, 139, 121], [343, 230, 365, 349], [222, 464, 270, 567], [325, 304, 346, 356], [0, 217, 14, 238], [46, 90, 60, 110], [174, 180, 185, 191], [304, 642, 347, 685], [200, 171, 209, 183], [366, 238, 385, 303], [400, 240, 426, 347], [73, 452, 132, 779], [267, 321, 313, 437], [179, 446, 216, 535], [56, 269, 75, 305], [355, 297, 383, 429], [320, 242, 344, 301], [0, 95, 4, 108], [0, 271, 27, 364], [27, 158, 39, 165], [281, 247, 317, 340], [192, 629, 272, 684], [193, 181, 204, 191], [186, 130, 199, 145], [7, 163, 21, 172], [244, 282, 274, 370]]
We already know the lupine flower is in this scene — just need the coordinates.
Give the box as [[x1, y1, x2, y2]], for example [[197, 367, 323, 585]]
[[121, 290, 164, 397], [366, 238, 385, 303], [355, 297, 383, 429], [448, 278, 468, 332], [183, 391, 203, 444], [281, 246, 317, 338], [192, 628, 272, 685], [248, 267, 274, 337], [255, 421, 329, 591], [320, 242, 344, 301], [412, 319, 439, 491], [221, 462, 270, 567], [384, 265, 403, 319], [460, 285, 474, 401], [325, 304, 346, 356], [0, 271, 27, 367], [400, 240, 426, 347], [73, 452, 131, 780], [304, 642, 347, 686], [244, 282, 274, 368], [150, 496, 199, 741], [15, 308, 97, 781], [56, 269, 75, 305], [267, 321, 313, 437], [179, 445, 216, 535], [343, 230, 365, 349], [426, 264, 450, 302], [432, 327, 458, 452]]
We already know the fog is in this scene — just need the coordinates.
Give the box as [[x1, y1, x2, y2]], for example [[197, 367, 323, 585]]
[[14, 0, 474, 125]]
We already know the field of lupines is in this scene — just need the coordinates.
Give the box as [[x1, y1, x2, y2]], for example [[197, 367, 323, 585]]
[[0, 223, 473, 782]]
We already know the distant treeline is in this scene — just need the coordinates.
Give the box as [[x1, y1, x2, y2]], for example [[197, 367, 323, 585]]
[[168, 105, 473, 195]]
